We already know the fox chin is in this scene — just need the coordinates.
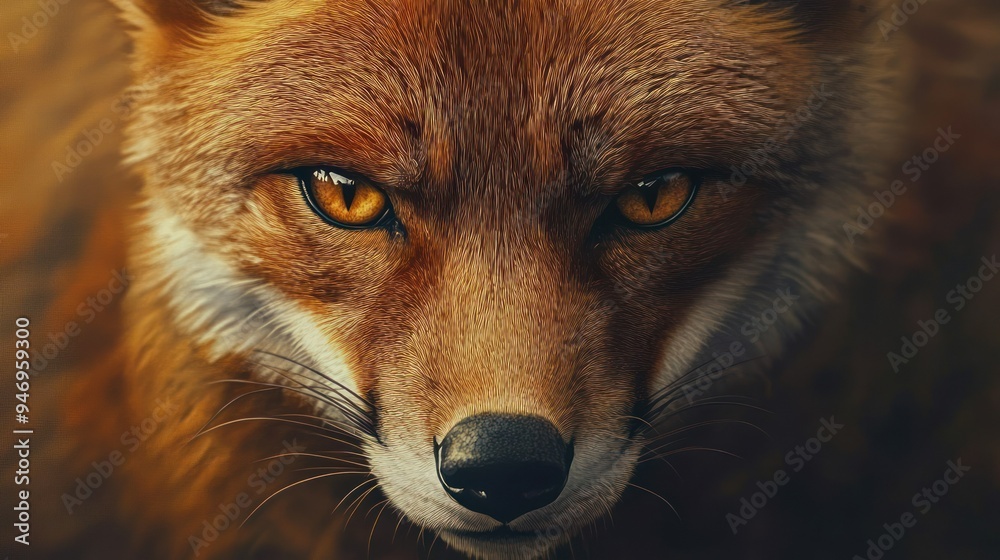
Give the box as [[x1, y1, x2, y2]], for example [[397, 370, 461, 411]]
[[43, 0, 897, 558]]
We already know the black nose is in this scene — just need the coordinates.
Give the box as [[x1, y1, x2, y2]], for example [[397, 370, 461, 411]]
[[435, 414, 572, 523]]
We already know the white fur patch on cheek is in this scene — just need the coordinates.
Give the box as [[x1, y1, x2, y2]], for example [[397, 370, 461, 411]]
[[652, 238, 781, 392], [140, 198, 360, 402]]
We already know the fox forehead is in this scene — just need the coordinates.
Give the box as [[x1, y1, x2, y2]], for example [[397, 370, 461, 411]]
[[150, 0, 816, 195]]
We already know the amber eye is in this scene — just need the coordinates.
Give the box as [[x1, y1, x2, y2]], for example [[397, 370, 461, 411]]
[[299, 168, 390, 228], [615, 170, 698, 228]]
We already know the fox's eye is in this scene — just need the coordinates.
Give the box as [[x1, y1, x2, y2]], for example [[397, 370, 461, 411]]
[[299, 168, 391, 229], [615, 170, 698, 228]]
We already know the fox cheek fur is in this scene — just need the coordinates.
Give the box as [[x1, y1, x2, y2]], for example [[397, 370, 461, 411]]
[[106, 0, 896, 557]]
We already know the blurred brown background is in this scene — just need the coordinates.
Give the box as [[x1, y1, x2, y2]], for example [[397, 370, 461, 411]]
[[1, 0, 999, 558]]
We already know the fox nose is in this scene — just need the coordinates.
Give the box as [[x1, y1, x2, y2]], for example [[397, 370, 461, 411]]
[[435, 414, 572, 523]]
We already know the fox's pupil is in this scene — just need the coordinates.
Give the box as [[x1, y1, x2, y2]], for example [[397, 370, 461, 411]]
[[300, 167, 390, 228], [640, 184, 661, 212], [615, 170, 697, 228]]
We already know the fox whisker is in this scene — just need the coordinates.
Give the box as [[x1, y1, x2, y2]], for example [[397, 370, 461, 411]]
[[637, 354, 767, 428], [638, 445, 743, 465], [638, 418, 769, 449], [275, 413, 374, 443], [196, 386, 283, 438], [246, 360, 377, 437], [240, 470, 370, 530], [344, 482, 382, 528], [190, 415, 367, 450], [331, 476, 378, 518], [206, 375, 367, 429], [368, 499, 394, 558], [254, 451, 370, 469], [626, 482, 681, 520], [201, 378, 376, 442], [253, 350, 374, 409]]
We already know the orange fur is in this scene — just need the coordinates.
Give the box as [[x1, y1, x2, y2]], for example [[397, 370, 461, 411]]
[[3, 0, 998, 558]]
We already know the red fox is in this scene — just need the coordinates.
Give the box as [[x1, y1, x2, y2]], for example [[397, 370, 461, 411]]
[[7, 0, 943, 558]]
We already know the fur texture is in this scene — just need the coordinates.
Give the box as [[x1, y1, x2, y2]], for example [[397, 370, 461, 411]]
[[115, 1, 897, 557], [3, 0, 998, 558]]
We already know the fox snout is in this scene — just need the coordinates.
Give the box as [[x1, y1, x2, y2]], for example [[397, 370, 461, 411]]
[[436, 414, 573, 523]]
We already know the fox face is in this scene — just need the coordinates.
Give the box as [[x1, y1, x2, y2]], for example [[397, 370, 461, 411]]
[[118, 0, 889, 557]]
